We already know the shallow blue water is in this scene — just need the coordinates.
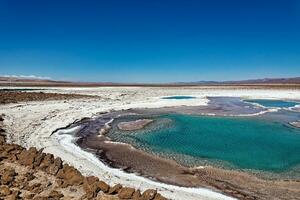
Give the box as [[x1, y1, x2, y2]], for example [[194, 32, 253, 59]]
[[111, 114, 300, 172], [244, 99, 299, 108], [162, 96, 196, 99]]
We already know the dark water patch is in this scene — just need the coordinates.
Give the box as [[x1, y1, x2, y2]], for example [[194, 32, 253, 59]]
[[161, 96, 196, 99]]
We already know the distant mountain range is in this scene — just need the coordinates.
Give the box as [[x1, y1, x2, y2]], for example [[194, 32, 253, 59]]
[[0, 76, 300, 87], [174, 77, 300, 85]]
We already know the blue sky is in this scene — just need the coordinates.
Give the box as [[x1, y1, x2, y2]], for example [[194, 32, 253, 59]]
[[0, 0, 300, 83]]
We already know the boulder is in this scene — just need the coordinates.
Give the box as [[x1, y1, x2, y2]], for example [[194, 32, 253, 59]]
[[132, 189, 141, 200], [154, 193, 167, 200], [141, 189, 157, 200], [108, 183, 123, 194], [0, 134, 5, 144], [18, 147, 38, 168], [83, 176, 101, 198], [56, 164, 84, 187], [24, 192, 36, 199], [47, 157, 62, 175], [49, 190, 64, 199], [0, 185, 11, 196], [33, 151, 45, 168], [1, 168, 16, 186], [97, 181, 110, 193], [1, 144, 23, 161], [83, 176, 99, 192], [26, 183, 42, 192], [118, 187, 135, 199], [38, 153, 54, 170]]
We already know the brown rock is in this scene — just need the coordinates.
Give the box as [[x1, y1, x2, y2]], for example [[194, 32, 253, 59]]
[[24, 192, 36, 199], [83, 176, 99, 193], [132, 189, 141, 200], [39, 153, 54, 170], [18, 147, 38, 168], [108, 183, 123, 194], [26, 183, 42, 192], [5, 193, 19, 200], [56, 179, 64, 187], [47, 157, 62, 175], [118, 187, 135, 199], [0, 185, 11, 196], [1, 168, 16, 186], [0, 134, 5, 145], [1, 144, 23, 161], [33, 152, 46, 168], [154, 193, 167, 200], [49, 190, 64, 199], [25, 172, 35, 181], [98, 181, 110, 193], [33, 196, 49, 200], [141, 189, 157, 200], [56, 164, 84, 187]]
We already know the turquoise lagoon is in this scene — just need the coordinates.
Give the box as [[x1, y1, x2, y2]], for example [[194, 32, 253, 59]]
[[244, 99, 299, 108], [109, 113, 300, 173]]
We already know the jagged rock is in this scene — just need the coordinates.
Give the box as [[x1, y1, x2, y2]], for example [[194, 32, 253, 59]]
[[0, 144, 23, 161], [108, 183, 122, 194], [33, 152, 46, 168], [24, 192, 36, 199], [38, 153, 54, 170], [0, 185, 11, 196], [5, 193, 19, 200], [26, 183, 42, 193], [56, 179, 64, 187], [132, 189, 141, 199], [0, 134, 5, 144], [25, 172, 35, 181], [118, 187, 135, 199], [84, 179, 101, 198], [33, 196, 49, 200], [56, 164, 84, 187], [154, 193, 167, 200], [49, 190, 64, 199], [83, 176, 99, 193], [1, 168, 16, 186], [98, 181, 110, 193], [18, 147, 38, 168], [141, 189, 157, 200], [47, 157, 62, 175]]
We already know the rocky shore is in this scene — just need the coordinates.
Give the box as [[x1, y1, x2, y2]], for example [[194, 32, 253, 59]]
[[0, 91, 98, 104], [0, 115, 167, 200]]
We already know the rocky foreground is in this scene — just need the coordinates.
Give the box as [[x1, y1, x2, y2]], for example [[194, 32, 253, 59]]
[[0, 115, 167, 200], [0, 91, 97, 104]]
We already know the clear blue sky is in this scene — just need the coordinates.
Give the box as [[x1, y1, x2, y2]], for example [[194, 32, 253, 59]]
[[0, 0, 300, 83]]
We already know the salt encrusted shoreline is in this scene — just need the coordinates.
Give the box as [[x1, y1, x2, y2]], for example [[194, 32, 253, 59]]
[[1, 86, 300, 200]]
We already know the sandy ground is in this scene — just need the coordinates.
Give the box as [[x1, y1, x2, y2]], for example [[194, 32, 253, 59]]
[[1, 86, 300, 200]]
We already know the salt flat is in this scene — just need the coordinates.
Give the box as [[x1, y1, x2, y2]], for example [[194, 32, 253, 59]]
[[1, 86, 300, 200]]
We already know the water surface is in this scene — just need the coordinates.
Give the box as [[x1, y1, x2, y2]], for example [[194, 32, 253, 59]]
[[162, 96, 196, 99], [244, 99, 299, 108], [109, 113, 300, 173]]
